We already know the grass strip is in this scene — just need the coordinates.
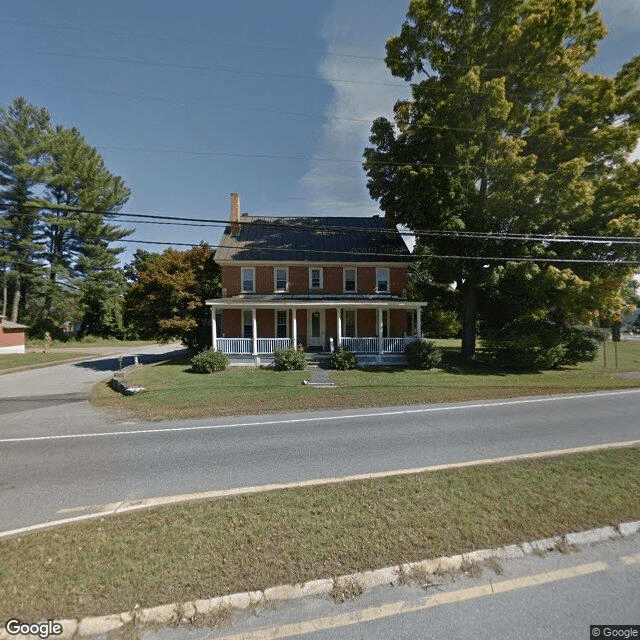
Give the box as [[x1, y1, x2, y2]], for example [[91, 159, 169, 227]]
[[91, 341, 640, 421], [0, 351, 92, 372], [1, 447, 639, 620]]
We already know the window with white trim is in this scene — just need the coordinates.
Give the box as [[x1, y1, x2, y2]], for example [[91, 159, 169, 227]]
[[344, 310, 356, 337], [309, 267, 323, 290], [241, 267, 255, 293], [275, 310, 288, 338], [274, 267, 288, 293], [343, 268, 357, 293], [376, 268, 389, 293]]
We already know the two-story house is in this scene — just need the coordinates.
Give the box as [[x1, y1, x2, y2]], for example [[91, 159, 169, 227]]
[[206, 193, 425, 364]]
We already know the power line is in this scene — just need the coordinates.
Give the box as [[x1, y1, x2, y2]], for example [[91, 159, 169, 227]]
[[10, 203, 640, 245], [26, 81, 626, 145], [4, 18, 622, 81], [1, 18, 388, 62], [116, 238, 640, 265], [24, 49, 406, 89]]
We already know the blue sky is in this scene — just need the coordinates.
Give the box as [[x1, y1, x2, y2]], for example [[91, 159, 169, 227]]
[[2, 0, 639, 264]]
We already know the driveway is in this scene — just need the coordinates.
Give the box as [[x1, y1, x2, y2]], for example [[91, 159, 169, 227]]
[[0, 343, 187, 432]]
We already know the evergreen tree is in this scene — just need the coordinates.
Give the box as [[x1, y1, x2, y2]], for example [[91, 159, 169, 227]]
[[0, 98, 132, 335], [0, 98, 51, 321]]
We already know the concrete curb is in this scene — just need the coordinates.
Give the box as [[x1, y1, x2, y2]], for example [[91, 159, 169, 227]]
[[2, 520, 638, 640]]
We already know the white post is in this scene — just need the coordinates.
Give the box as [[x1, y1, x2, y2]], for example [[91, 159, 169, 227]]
[[378, 307, 384, 355], [211, 306, 217, 351], [292, 308, 297, 348], [417, 307, 422, 339], [336, 308, 342, 348], [252, 307, 258, 355]]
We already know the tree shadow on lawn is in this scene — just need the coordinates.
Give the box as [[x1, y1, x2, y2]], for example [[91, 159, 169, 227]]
[[354, 348, 550, 377], [73, 349, 189, 372]]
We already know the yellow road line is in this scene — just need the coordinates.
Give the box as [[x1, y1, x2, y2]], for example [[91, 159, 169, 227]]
[[620, 552, 640, 566], [217, 562, 609, 640]]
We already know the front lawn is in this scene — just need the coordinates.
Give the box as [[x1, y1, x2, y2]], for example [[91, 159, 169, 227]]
[[91, 340, 640, 421]]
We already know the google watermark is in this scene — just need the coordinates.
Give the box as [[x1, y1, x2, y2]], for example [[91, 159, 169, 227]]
[[5, 619, 62, 639], [591, 626, 640, 639]]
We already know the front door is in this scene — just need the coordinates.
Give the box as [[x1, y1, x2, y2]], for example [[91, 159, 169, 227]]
[[307, 309, 325, 349]]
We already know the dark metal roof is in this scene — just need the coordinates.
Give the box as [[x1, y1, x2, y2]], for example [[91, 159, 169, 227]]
[[215, 216, 411, 263]]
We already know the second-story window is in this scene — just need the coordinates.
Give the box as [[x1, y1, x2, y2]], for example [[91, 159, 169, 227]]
[[274, 267, 288, 293], [241, 267, 255, 293], [376, 268, 389, 293], [344, 268, 357, 293], [309, 267, 323, 290]]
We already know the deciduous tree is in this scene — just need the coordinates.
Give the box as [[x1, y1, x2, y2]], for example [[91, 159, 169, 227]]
[[364, 0, 640, 360], [124, 245, 221, 351]]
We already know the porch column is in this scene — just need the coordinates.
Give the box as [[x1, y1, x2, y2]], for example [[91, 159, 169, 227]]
[[336, 308, 342, 348], [417, 307, 422, 339], [251, 307, 258, 355], [211, 306, 217, 351], [378, 307, 384, 355], [292, 308, 297, 348]]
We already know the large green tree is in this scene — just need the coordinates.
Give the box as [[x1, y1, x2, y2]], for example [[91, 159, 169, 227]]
[[364, 0, 640, 360], [124, 245, 221, 352], [0, 98, 132, 335], [0, 98, 51, 321]]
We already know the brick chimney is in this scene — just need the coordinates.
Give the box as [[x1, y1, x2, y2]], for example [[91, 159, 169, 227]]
[[230, 192, 240, 234]]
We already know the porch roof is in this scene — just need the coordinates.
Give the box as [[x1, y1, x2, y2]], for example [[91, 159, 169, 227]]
[[206, 296, 427, 310]]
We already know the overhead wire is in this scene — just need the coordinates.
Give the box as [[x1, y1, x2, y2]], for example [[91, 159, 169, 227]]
[[9, 203, 640, 245]]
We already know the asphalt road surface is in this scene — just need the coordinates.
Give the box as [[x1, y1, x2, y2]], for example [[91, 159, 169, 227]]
[[1, 367, 639, 532]]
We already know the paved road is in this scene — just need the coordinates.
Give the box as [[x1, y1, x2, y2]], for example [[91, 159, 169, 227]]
[[1, 382, 639, 532]]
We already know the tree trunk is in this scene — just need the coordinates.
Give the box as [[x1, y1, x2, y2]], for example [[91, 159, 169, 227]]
[[11, 274, 21, 323], [461, 278, 477, 360]]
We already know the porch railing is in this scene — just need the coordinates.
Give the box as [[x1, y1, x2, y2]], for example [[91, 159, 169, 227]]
[[216, 338, 252, 354], [257, 338, 293, 353], [340, 336, 416, 354], [215, 337, 293, 355]]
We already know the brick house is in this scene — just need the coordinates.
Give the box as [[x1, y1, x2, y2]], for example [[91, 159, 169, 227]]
[[206, 193, 426, 364], [0, 315, 28, 354]]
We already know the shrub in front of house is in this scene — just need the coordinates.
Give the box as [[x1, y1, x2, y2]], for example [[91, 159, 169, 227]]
[[191, 348, 230, 373], [483, 320, 601, 370], [560, 327, 601, 366], [272, 346, 306, 371], [329, 346, 358, 370], [404, 339, 442, 369]]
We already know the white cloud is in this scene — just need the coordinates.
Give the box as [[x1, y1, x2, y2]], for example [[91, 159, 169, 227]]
[[298, 0, 409, 216]]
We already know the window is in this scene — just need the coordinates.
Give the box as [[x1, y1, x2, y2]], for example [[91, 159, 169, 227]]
[[276, 310, 288, 338], [344, 310, 356, 337], [309, 267, 323, 290], [376, 268, 389, 293], [241, 267, 255, 293], [243, 310, 252, 338], [274, 267, 288, 293], [344, 268, 357, 293]]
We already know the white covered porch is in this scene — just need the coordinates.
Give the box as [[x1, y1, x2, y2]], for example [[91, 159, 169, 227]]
[[205, 298, 426, 360]]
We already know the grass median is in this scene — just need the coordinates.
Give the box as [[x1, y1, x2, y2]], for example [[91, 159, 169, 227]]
[[2, 446, 639, 620], [91, 340, 640, 421]]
